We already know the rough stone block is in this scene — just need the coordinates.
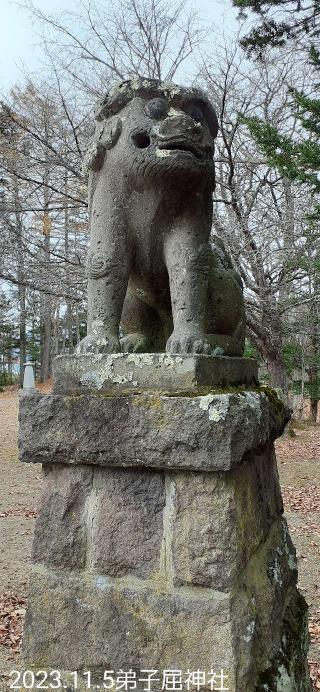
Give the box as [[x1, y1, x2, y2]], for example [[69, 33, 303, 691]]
[[234, 519, 293, 654], [169, 471, 237, 590], [230, 518, 309, 691], [90, 467, 165, 578], [19, 371, 310, 692], [53, 353, 259, 394], [22, 516, 310, 692], [169, 446, 283, 590], [28, 444, 283, 592], [32, 465, 93, 570], [19, 389, 289, 472], [23, 568, 233, 684]]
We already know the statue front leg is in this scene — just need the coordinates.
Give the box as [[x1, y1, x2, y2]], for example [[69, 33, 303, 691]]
[[164, 228, 211, 354], [76, 227, 129, 355]]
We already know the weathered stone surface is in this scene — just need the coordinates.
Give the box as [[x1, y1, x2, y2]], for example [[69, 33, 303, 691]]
[[22, 516, 310, 691], [232, 518, 300, 690], [90, 467, 165, 578], [23, 567, 233, 685], [20, 371, 309, 690], [28, 444, 283, 592], [77, 77, 246, 358], [32, 465, 93, 570], [53, 353, 258, 394], [255, 589, 311, 691], [19, 389, 289, 471], [170, 446, 283, 590]]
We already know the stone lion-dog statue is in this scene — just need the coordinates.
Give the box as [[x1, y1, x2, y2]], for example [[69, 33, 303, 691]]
[[77, 77, 245, 356]]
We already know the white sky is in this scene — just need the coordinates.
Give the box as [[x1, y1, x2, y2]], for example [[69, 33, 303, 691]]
[[1, 0, 240, 91]]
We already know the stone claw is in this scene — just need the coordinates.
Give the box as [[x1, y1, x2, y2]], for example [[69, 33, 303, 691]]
[[166, 332, 211, 355], [120, 333, 149, 354], [75, 334, 121, 355]]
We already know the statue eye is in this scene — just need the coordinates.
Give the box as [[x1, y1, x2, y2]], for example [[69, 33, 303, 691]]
[[145, 98, 168, 120], [186, 104, 205, 124]]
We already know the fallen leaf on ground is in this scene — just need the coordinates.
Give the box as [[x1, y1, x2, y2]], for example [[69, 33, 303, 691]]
[[0, 507, 37, 519], [310, 611, 320, 644], [281, 485, 320, 517], [0, 592, 27, 655], [309, 658, 320, 690]]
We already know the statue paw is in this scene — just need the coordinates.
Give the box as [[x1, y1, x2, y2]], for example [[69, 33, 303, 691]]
[[75, 334, 121, 355], [121, 332, 149, 353], [166, 331, 211, 355]]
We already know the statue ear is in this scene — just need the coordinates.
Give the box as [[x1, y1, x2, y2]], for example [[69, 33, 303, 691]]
[[84, 118, 122, 173], [84, 142, 106, 173], [100, 118, 122, 150]]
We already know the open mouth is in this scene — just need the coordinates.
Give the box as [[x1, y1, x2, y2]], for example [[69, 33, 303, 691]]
[[158, 141, 205, 160]]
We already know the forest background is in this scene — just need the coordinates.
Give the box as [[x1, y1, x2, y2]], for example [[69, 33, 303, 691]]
[[0, 0, 319, 419]]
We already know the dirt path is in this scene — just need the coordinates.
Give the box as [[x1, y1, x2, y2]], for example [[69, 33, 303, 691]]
[[0, 391, 42, 687], [0, 393, 42, 594], [276, 428, 320, 687], [0, 391, 319, 690]]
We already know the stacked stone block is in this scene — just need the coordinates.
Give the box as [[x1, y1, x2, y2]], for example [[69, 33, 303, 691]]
[[18, 355, 311, 691]]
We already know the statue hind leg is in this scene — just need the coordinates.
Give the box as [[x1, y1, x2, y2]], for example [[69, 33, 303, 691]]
[[121, 284, 167, 353], [205, 246, 246, 357]]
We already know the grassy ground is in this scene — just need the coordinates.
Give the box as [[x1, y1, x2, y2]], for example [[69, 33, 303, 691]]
[[0, 389, 319, 690]]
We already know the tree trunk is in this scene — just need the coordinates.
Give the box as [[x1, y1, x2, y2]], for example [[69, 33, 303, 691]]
[[307, 279, 319, 424], [64, 170, 73, 352], [40, 290, 51, 382], [308, 365, 319, 424], [19, 286, 27, 386], [40, 142, 51, 382], [39, 225, 51, 382], [310, 398, 318, 423], [249, 315, 288, 400], [266, 351, 288, 395], [7, 343, 12, 376], [75, 304, 81, 345], [13, 175, 27, 386], [52, 304, 60, 357]]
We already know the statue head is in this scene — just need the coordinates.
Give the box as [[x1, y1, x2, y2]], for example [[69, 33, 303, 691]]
[[86, 77, 219, 187]]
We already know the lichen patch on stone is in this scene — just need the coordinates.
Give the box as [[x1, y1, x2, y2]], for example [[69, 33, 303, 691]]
[[127, 353, 154, 367], [158, 354, 183, 368], [243, 391, 262, 421], [275, 664, 293, 691], [243, 619, 255, 642], [95, 576, 109, 590], [196, 393, 230, 422], [80, 372, 104, 389]]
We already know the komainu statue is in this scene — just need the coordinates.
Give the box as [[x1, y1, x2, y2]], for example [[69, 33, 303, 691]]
[[77, 77, 245, 356]]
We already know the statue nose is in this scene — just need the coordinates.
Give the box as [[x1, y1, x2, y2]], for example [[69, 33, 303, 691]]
[[158, 114, 202, 141]]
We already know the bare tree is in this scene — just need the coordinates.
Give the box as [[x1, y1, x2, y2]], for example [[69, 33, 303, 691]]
[[0, 0, 205, 381], [21, 0, 206, 98], [0, 88, 87, 381], [1, 0, 318, 400], [200, 41, 317, 397]]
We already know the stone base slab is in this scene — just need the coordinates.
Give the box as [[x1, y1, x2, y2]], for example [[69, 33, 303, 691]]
[[19, 389, 289, 472], [52, 353, 259, 394]]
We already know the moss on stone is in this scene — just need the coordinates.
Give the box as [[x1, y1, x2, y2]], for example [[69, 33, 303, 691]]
[[255, 590, 311, 691], [67, 383, 273, 398]]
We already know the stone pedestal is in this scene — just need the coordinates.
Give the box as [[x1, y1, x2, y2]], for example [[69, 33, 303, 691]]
[[19, 355, 311, 692]]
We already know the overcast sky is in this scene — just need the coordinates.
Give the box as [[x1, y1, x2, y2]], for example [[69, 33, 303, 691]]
[[1, 0, 240, 91]]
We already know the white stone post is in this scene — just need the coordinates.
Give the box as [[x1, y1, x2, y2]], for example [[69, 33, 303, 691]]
[[23, 362, 36, 391]]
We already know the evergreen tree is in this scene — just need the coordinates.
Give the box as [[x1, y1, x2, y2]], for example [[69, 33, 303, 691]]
[[232, 0, 320, 419], [233, 0, 319, 54]]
